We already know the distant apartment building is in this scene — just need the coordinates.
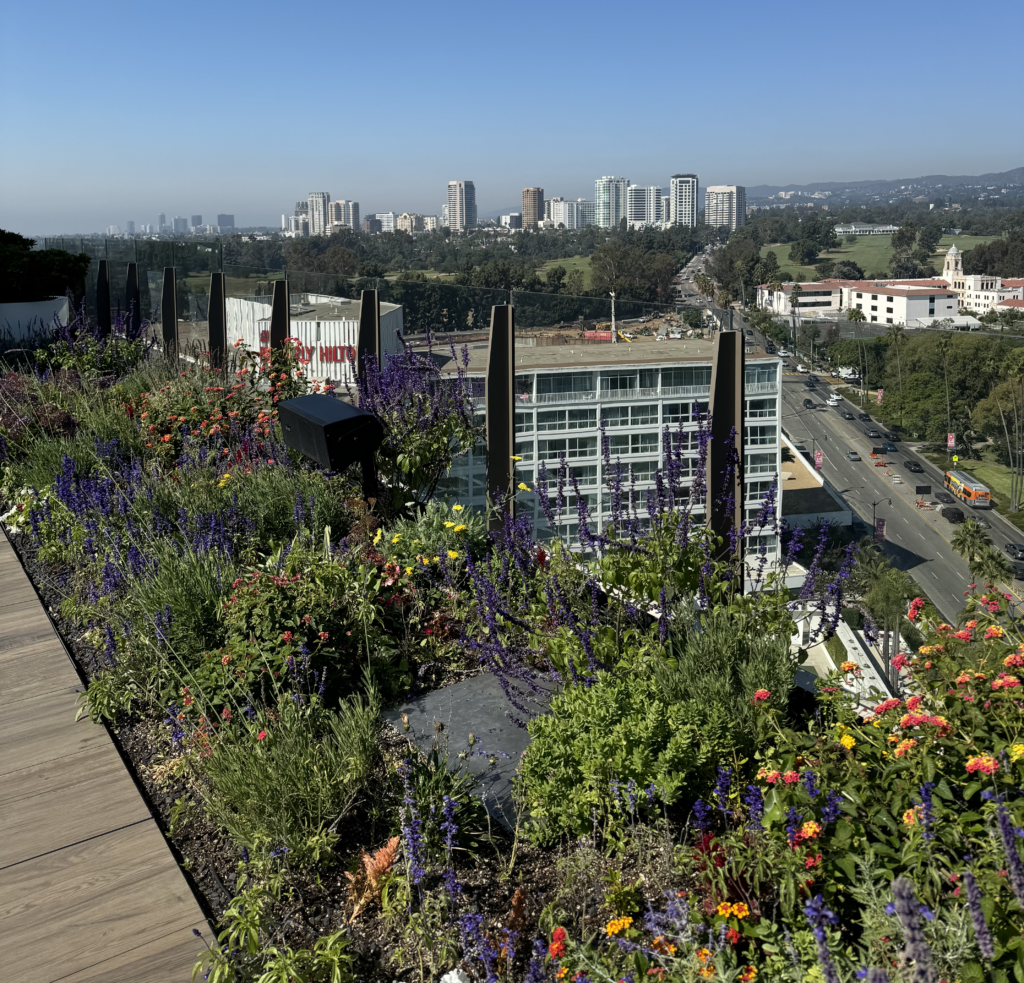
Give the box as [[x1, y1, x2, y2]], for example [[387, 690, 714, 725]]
[[328, 200, 359, 232], [434, 342, 783, 556], [577, 198, 596, 227], [106, 225, 121, 236], [543, 196, 562, 222], [158, 213, 167, 232], [705, 186, 746, 231], [595, 176, 630, 228], [287, 215, 310, 236], [627, 185, 662, 227], [376, 212, 397, 233], [126, 221, 135, 235], [500, 213, 523, 229], [397, 212, 424, 233], [447, 181, 477, 231], [172, 217, 188, 233], [423, 215, 440, 232], [307, 192, 331, 236], [217, 214, 235, 230], [670, 174, 698, 228], [362, 216, 383, 234], [756, 280, 957, 325], [295, 201, 309, 218], [522, 187, 544, 228], [190, 215, 203, 229]]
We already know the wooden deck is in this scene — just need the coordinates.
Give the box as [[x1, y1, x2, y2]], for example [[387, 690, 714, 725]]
[[0, 531, 210, 982]]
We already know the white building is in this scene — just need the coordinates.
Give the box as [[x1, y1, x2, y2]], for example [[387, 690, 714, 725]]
[[549, 199, 594, 229], [627, 185, 662, 227], [500, 213, 523, 229], [307, 192, 331, 236], [377, 212, 397, 233], [329, 200, 359, 231], [447, 180, 477, 231], [705, 186, 746, 231], [423, 215, 440, 232], [756, 280, 958, 325], [940, 245, 1024, 312], [435, 340, 782, 555], [595, 176, 630, 228], [396, 213, 424, 233], [833, 223, 900, 236], [670, 174, 698, 228]]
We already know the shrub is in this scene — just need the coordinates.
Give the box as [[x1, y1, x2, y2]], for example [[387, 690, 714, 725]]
[[201, 688, 382, 864]]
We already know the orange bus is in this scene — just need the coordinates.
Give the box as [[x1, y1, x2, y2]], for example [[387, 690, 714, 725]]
[[944, 470, 992, 509]]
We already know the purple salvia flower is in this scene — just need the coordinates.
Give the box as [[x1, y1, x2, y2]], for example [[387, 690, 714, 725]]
[[892, 877, 937, 983], [963, 871, 994, 960], [996, 803, 1024, 906], [803, 894, 841, 983]]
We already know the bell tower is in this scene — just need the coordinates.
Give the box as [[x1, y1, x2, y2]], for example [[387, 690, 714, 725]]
[[942, 244, 962, 284]]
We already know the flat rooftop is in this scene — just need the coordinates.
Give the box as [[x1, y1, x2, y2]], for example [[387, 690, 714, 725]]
[[425, 337, 774, 374], [246, 296, 400, 321]]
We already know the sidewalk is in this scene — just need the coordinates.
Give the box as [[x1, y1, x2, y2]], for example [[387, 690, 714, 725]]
[[0, 530, 208, 983]]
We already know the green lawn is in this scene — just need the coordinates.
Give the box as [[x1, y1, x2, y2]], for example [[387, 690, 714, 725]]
[[537, 255, 593, 289], [761, 234, 1002, 282]]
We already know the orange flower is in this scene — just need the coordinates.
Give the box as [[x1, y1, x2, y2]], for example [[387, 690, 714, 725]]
[[966, 755, 999, 775], [740, 968, 758, 982], [716, 901, 732, 917], [731, 902, 750, 919]]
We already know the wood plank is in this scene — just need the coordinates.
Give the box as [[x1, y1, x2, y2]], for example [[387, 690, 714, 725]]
[[0, 743, 151, 868], [0, 684, 105, 778], [54, 921, 208, 983], [1, 820, 207, 983], [0, 640, 78, 707]]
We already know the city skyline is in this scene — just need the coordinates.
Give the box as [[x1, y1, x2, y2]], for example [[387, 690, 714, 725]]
[[2, 0, 1022, 235]]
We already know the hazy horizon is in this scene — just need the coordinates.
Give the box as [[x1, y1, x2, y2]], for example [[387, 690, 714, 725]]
[[3, 0, 1022, 237]]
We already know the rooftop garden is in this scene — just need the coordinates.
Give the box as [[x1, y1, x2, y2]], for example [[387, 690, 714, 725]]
[[0, 311, 1022, 983]]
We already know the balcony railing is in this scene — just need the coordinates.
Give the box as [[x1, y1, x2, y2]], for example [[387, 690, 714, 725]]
[[512, 381, 776, 405]]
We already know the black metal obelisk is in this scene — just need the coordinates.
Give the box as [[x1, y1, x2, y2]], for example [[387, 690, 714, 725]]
[[486, 304, 515, 530], [208, 272, 227, 366], [708, 328, 745, 581], [160, 267, 177, 354], [357, 289, 381, 374], [96, 259, 111, 337], [124, 262, 141, 336], [269, 279, 289, 350]]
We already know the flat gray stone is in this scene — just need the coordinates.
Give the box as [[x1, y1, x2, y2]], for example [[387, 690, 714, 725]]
[[384, 671, 555, 827]]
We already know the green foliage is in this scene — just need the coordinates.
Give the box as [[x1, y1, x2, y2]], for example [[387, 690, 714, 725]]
[[35, 335, 149, 377], [201, 689, 382, 864], [0, 229, 90, 303], [387, 499, 488, 567]]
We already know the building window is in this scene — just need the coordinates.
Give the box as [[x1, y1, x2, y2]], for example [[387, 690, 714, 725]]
[[514, 411, 533, 434], [745, 397, 776, 419], [600, 371, 637, 392], [538, 436, 597, 460], [744, 425, 776, 446], [514, 440, 534, 463], [537, 410, 566, 431], [886, 307, 893, 314], [745, 452, 777, 474], [600, 406, 630, 428], [537, 372, 593, 396], [871, 294, 878, 300], [855, 303, 862, 310], [886, 318, 893, 324], [745, 479, 775, 502], [631, 404, 658, 426], [662, 366, 712, 389], [608, 433, 659, 455], [871, 305, 877, 311], [870, 315, 877, 322], [663, 402, 690, 423], [856, 292, 863, 298], [567, 409, 596, 430], [886, 297, 893, 303]]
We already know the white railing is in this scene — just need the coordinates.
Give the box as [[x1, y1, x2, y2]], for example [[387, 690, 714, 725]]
[[523, 384, 712, 406], [744, 381, 779, 394]]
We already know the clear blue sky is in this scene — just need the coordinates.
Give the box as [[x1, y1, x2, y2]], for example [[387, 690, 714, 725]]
[[2, 0, 1022, 235]]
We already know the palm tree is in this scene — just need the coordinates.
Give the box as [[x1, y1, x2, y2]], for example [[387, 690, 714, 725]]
[[864, 566, 915, 689], [951, 518, 993, 577], [887, 323, 905, 429], [847, 307, 866, 324], [976, 546, 1013, 586]]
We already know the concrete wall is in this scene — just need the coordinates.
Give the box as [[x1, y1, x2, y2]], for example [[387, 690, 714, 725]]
[[0, 297, 70, 338]]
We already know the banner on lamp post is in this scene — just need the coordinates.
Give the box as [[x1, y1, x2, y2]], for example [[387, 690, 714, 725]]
[[815, 449, 823, 470], [877, 388, 883, 405], [874, 518, 886, 542], [947, 433, 956, 451]]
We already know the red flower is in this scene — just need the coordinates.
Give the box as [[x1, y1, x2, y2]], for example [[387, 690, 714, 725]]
[[752, 689, 771, 702], [281, 631, 294, 642], [549, 926, 567, 959], [257, 730, 267, 741], [221, 707, 232, 721], [726, 928, 741, 945], [318, 631, 330, 641]]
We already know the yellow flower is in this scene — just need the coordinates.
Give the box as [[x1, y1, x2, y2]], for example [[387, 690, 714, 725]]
[[1010, 743, 1024, 762], [447, 550, 459, 560], [451, 504, 464, 511], [518, 482, 532, 492], [731, 902, 750, 919], [604, 916, 633, 936], [510, 455, 522, 461], [740, 968, 758, 982], [392, 534, 401, 544], [454, 524, 467, 532], [445, 521, 456, 528], [405, 566, 413, 576], [373, 528, 382, 545], [432, 556, 440, 563], [716, 902, 732, 917], [839, 734, 856, 750]]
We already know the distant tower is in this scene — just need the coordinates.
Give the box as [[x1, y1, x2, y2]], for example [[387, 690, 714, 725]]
[[942, 243, 962, 284]]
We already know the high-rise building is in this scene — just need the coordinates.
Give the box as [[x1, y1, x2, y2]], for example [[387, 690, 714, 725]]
[[704, 185, 746, 231], [172, 217, 188, 233], [544, 196, 564, 222], [423, 215, 440, 232], [377, 212, 396, 233], [577, 199, 596, 227], [307, 192, 331, 236], [158, 213, 167, 232], [447, 181, 477, 231], [522, 188, 544, 227], [661, 190, 671, 224], [499, 213, 523, 229], [670, 174, 698, 228], [217, 214, 235, 230], [294, 201, 309, 217], [190, 214, 203, 229], [595, 177, 630, 228], [126, 221, 135, 235], [328, 200, 359, 230], [288, 215, 309, 236], [106, 225, 121, 236], [362, 217, 383, 234], [627, 186, 662, 227]]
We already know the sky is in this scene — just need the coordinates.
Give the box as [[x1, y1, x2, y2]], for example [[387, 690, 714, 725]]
[[2, 0, 1023, 236]]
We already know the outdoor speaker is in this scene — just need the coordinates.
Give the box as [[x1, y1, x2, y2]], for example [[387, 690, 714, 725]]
[[278, 394, 383, 472]]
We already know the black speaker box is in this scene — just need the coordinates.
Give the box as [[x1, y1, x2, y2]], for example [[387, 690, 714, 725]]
[[278, 394, 384, 472]]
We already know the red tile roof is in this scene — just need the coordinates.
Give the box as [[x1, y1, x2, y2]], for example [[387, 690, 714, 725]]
[[998, 299, 1024, 308]]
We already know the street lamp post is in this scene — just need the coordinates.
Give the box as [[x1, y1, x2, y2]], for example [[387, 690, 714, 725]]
[[610, 291, 616, 344]]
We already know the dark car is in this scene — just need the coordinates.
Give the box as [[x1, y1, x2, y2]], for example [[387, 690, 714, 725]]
[[942, 506, 965, 524], [882, 442, 897, 453], [935, 491, 955, 504], [803, 398, 815, 409], [1012, 562, 1024, 581], [745, 329, 753, 336], [866, 428, 881, 438], [858, 413, 871, 422], [883, 432, 899, 442], [904, 460, 924, 473], [805, 382, 816, 390], [842, 411, 856, 420], [1004, 543, 1024, 561], [808, 374, 820, 383]]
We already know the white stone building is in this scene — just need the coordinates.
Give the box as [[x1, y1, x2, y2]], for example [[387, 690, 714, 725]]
[[755, 280, 958, 325], [705, 186, 746, 231], [595, 176, 630, 228], [670, 174, 698, 228], [940, 244, 1024, 312], [626, 185, 662, 227], [435, 340, 782, 555]]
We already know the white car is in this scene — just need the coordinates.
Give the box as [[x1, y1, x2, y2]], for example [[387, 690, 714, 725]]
[[827, 395, 841, 405], [777, 348, 790, 357], [796, 364, 809, 373]]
